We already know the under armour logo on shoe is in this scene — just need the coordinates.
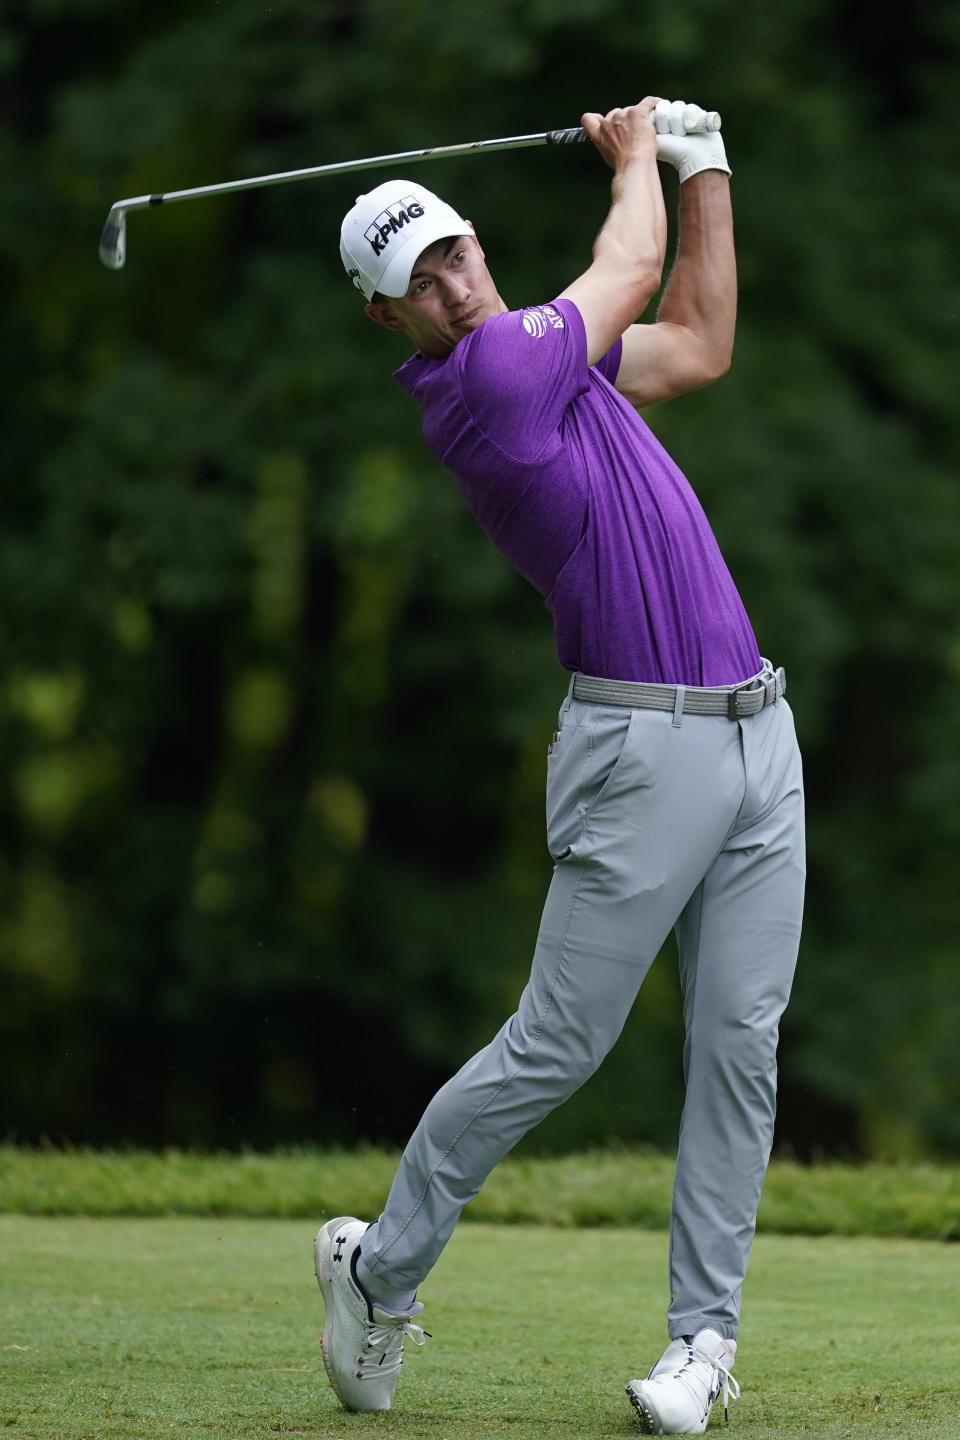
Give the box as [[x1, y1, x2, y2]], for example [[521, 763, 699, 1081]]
[[333, 1234, 348, 1262]]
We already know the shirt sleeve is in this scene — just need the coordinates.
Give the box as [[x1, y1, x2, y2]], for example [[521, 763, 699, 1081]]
[[454, 298, 593, 461], [594, 334, 623, 387]]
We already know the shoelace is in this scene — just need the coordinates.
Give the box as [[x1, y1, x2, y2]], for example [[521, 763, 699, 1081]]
[[355, 1316, 429, 1382], [689, 1342, 740, 1423], [717, 1362, 740, 1422], [671, 1340, 740, 1423]]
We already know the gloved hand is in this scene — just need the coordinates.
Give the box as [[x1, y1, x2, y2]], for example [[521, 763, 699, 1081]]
[[654, 99, 731, 183]]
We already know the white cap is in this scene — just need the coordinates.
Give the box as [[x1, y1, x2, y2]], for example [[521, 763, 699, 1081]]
[[340, 179, 472, 301]]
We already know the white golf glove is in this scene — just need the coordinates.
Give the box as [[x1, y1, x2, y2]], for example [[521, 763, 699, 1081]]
[[654, 98, 731, 183]]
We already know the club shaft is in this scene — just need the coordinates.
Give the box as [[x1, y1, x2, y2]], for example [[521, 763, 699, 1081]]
[[99, 110, 721, 269], [107, 130, 586, 220]]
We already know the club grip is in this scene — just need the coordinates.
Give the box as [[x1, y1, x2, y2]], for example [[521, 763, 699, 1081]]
[[682, 106, 722, 133], [545, 126, 589, 145], [547, 107, 721, 146]]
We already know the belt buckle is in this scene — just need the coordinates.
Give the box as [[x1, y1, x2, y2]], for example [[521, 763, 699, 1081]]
[[727, 685, 746, 720]]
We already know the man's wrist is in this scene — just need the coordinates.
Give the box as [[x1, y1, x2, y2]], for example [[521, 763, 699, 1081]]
[[677, 167, 732, 189], [614, 148, 659, 177]]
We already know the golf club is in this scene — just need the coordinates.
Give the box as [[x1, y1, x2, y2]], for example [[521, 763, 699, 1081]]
[[98, 106, 721, 271]]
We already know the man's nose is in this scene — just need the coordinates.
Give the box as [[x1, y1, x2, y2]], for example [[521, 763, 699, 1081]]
[[444, 272, 471, 304]]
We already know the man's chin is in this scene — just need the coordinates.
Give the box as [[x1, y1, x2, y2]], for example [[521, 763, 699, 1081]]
[[459, 306, 483, 326], [454, 307, 491, 339], [421, 310, 491, 358]]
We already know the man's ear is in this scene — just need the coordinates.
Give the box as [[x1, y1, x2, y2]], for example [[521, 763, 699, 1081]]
[[365, 300, 406, 334]]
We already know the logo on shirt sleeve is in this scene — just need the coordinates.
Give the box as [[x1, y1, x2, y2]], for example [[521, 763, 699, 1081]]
[[522, 305, 565, 338]]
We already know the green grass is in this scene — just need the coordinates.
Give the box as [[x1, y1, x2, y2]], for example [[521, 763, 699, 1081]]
[[2, 1144, 958, 1238], [2, 1216, 960, 1439]]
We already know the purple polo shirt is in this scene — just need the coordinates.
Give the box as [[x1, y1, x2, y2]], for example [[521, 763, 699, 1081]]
[[395, 297, 761, 687]]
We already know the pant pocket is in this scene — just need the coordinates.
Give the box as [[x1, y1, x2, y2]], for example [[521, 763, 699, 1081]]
[[545, 709, 636, 861]]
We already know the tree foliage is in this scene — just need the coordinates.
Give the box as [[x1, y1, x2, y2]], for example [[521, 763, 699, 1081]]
[[2, 0, 958, 1157]]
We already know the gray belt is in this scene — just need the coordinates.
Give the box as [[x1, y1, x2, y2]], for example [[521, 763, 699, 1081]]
[[572, 666, 787, 720]]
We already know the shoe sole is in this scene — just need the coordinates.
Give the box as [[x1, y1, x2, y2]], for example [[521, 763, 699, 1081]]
[[315, 1216, 362, 1411], [626, 1382, 663, 1434], [626, 1380, 712, 1435]]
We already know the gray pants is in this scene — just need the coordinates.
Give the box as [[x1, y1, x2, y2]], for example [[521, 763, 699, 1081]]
[[361, 664, 805, 1340]]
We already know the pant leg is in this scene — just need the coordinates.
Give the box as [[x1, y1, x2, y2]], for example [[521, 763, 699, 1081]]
[[361, 699, 748, 1294], [668, 698, 805, 1340]]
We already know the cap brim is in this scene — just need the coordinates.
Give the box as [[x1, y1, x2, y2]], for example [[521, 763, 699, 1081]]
[[376, 218, 474, 299]]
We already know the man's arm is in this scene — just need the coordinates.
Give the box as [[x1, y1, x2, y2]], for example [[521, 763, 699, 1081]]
[[612, 100, 736, 407], [557, 99, 668, 364], [614, 169, 736, 408]]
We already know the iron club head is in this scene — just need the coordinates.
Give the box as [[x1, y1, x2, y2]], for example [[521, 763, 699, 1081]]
[[99, 207, 127, 270]]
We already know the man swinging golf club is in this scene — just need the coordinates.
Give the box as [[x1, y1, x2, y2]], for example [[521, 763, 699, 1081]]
[[316, 96, 805, 1435]]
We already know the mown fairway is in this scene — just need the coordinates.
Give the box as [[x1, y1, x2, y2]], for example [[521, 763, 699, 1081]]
[[3, 1216, 959, 1439]]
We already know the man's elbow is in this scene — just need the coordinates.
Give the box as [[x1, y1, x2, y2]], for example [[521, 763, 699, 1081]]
[[637, 339, 733, 407], [690, 335, 734, 388], [704, 342, 733, 383]]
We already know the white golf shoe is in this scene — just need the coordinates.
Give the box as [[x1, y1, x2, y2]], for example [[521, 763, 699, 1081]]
[[314, 1216, 428, 1412], [626, 1329, 739, 1434]]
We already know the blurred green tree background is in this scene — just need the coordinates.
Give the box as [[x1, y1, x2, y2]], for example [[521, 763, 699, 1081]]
[[2, 0, 958, 1159]]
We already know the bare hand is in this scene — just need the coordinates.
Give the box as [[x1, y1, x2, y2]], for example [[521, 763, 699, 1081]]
[[580, 98, 662, 171]]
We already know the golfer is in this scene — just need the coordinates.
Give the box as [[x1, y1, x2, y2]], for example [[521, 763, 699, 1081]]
[[316, 97, 805, 1436]]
